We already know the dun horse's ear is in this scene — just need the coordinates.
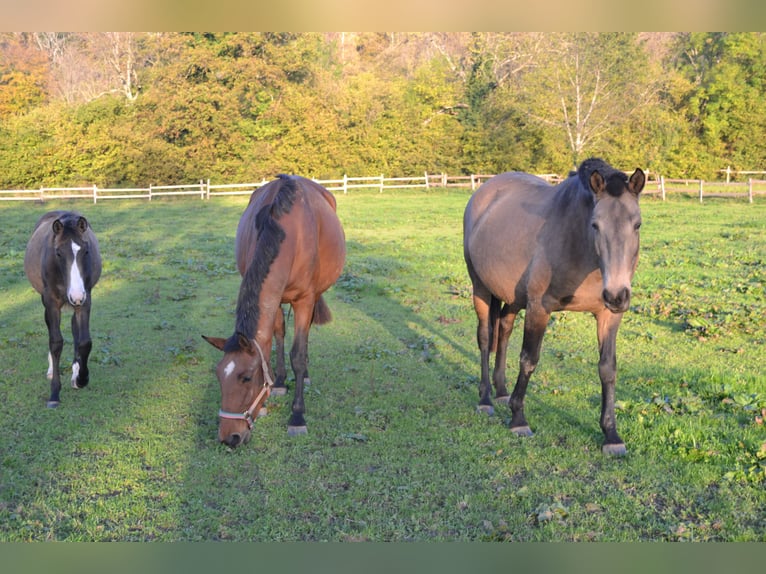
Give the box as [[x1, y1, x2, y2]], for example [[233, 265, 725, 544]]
[[76, 216, 89, 234], [202, 335, 227, 351], [628, 168, 645, 196], [52, 219, 64, 235], [589, 171, 606, 196]]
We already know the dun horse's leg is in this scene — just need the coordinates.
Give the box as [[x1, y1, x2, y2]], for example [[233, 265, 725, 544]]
[[492, 304, 517, 404], [270, 306, 288, 396], [44, 298, 64, 407], [472, 286, 494, 414], [509, 304, 550, 436], [596, 311, 627, 456], [286, 299, 313, 435], [71, 300, 92, 389]]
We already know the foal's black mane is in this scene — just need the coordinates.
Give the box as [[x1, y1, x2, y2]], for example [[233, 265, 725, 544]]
[[555, 158, 630, 213], [227, 175, 298, 351]]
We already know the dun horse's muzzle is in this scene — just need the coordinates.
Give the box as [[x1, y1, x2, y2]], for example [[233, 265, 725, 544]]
[[602, 287, 631, 313]]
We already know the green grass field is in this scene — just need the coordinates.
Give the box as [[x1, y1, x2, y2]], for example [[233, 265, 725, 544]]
[[0, 189, 764, 541]]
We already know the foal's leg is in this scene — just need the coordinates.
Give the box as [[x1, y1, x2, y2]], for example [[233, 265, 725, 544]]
[[71, 299, 93, 389], [509, 302, 550, 436], [492, 303, 517, 404], [270, 306, 288, 396], [43, 297, 64, 407], [286, 298, 314, 435], [596, 310, 627, 456]]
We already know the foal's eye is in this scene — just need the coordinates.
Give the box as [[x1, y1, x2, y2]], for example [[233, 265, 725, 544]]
[[591, 222, 599, 231], [634, 222, 642, 231], [241, 375, 252, 384]]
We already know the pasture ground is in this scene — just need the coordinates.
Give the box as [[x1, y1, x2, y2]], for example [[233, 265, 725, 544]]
[[0, 189, 764, 542]]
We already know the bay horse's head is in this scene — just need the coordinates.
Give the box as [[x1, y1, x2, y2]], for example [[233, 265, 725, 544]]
[[588, 166, 645, 313], [51, 214, 93, 307], [202, 333, 271, 448]]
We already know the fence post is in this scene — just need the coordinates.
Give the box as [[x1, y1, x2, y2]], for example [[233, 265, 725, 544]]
[[660, 175, 666, 201], [424, 172, 429, 189], [206, 178, 211, 200], [442, 173, 447, 187], [149, 184, 153, 201], [749, 178, 754, 204], [343, 174, 348, 194], [93, 184, 98, 204], [725, 165, 731, 183], [379, 174, 384, 193], [699, 179, 704, 203]]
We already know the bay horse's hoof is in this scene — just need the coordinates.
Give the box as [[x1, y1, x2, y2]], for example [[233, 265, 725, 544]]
[[257, 407, 268, 417], [477, 404, 494, 416], [495, 395, 510, 405], [46, 400, 60, 408], [287, 425, 307, 436], [271, 386, 287, 396], [511, 425, 534, 437], [602, 443, 627, 456], [304, 377, 311, 386]]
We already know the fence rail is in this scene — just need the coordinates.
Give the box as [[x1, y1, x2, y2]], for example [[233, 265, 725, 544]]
[[1, 172, 764, 204]]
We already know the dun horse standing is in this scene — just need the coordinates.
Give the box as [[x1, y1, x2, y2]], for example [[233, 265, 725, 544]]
[[204, 175, 346, 448], [463, 158, 644, 455], [24, 211, 102, 408]]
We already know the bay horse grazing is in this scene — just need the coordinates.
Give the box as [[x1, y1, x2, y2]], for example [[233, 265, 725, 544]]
[[463, 158, 644, 455], [24, 211, 102, 408], [203, 175, 346, 448]]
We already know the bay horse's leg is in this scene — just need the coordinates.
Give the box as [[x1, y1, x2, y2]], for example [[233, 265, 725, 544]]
[[286, 298, 314, 435], [270, 306, 288, 396], [70, 299, 93, 389], [492, 303, 517, 404], [43, 297, 64, 407], [509, 303, 550, 436], [471, 284, 495, 414], [596, 310, 627, 456]]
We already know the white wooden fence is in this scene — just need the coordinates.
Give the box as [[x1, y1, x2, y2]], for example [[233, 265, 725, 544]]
[[0, 171, 763, 204]]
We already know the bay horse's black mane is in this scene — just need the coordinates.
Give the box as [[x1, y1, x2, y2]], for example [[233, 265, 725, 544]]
[[226, 175, 298, 351]]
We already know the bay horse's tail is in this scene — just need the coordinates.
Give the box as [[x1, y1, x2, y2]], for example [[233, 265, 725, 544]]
[[489, 295, 502, 354], [312, 295, 333, 325]]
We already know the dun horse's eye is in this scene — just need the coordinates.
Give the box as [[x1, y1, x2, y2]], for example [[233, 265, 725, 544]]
[[634, 222, 642, 231], [591, 222, 599, 231]]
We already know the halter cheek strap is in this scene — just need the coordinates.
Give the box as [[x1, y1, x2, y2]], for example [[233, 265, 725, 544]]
[[218, 339, 275, 429]]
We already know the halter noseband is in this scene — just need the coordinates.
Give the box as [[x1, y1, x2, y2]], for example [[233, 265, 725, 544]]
[[218, 339, 274, 430]]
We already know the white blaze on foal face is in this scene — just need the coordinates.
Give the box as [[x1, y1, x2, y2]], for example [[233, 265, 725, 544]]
[[68, 241, 87, 305], [223, 360, 236, 378]]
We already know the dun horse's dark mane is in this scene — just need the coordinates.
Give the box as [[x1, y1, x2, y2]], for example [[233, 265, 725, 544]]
[[228, 175, 298, 350], [555, 158, 629, 213]]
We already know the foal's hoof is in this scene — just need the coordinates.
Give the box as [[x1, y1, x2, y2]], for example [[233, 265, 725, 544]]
[[602, 443, 627, 457], [495, 395, 510, 405], [271, 386, 287, 396], [511, 425, 534, 437], [46, 400, 60, 409], [287, 425, 307, 436], [476, 404, 494, 416]]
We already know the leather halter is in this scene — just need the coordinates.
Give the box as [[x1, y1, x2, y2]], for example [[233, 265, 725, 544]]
[[218, 339, 274, 430]]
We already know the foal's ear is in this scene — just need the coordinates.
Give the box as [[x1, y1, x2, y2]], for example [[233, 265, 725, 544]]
[[628, 168, 645, 196], [52, 219, 64, 235], [202, 335, 227, 351], [589, 171, 606, 196], [76, 216, 89, 234]]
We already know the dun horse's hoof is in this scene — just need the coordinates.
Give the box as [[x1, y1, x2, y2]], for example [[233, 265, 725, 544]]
[[46, 400, 60, 408], [477, 404, 494, 416], [602, 443, 627, 456], [495, 395, 510, 405], [287, 425, 307, 436], [511, 425, 534, 437], [271, 386, 287, 396]]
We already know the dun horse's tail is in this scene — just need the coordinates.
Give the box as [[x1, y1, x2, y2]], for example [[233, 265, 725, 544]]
[[312, 295, 333, 325], [489, 295, 502, 354]]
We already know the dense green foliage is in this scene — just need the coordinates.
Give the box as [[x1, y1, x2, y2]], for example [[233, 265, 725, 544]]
[[0, 191, 763, 541], [3, 32, 766, 187]]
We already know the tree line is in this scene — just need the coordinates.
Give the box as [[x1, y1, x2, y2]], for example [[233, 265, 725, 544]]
[[1, 32, 765, 188]]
